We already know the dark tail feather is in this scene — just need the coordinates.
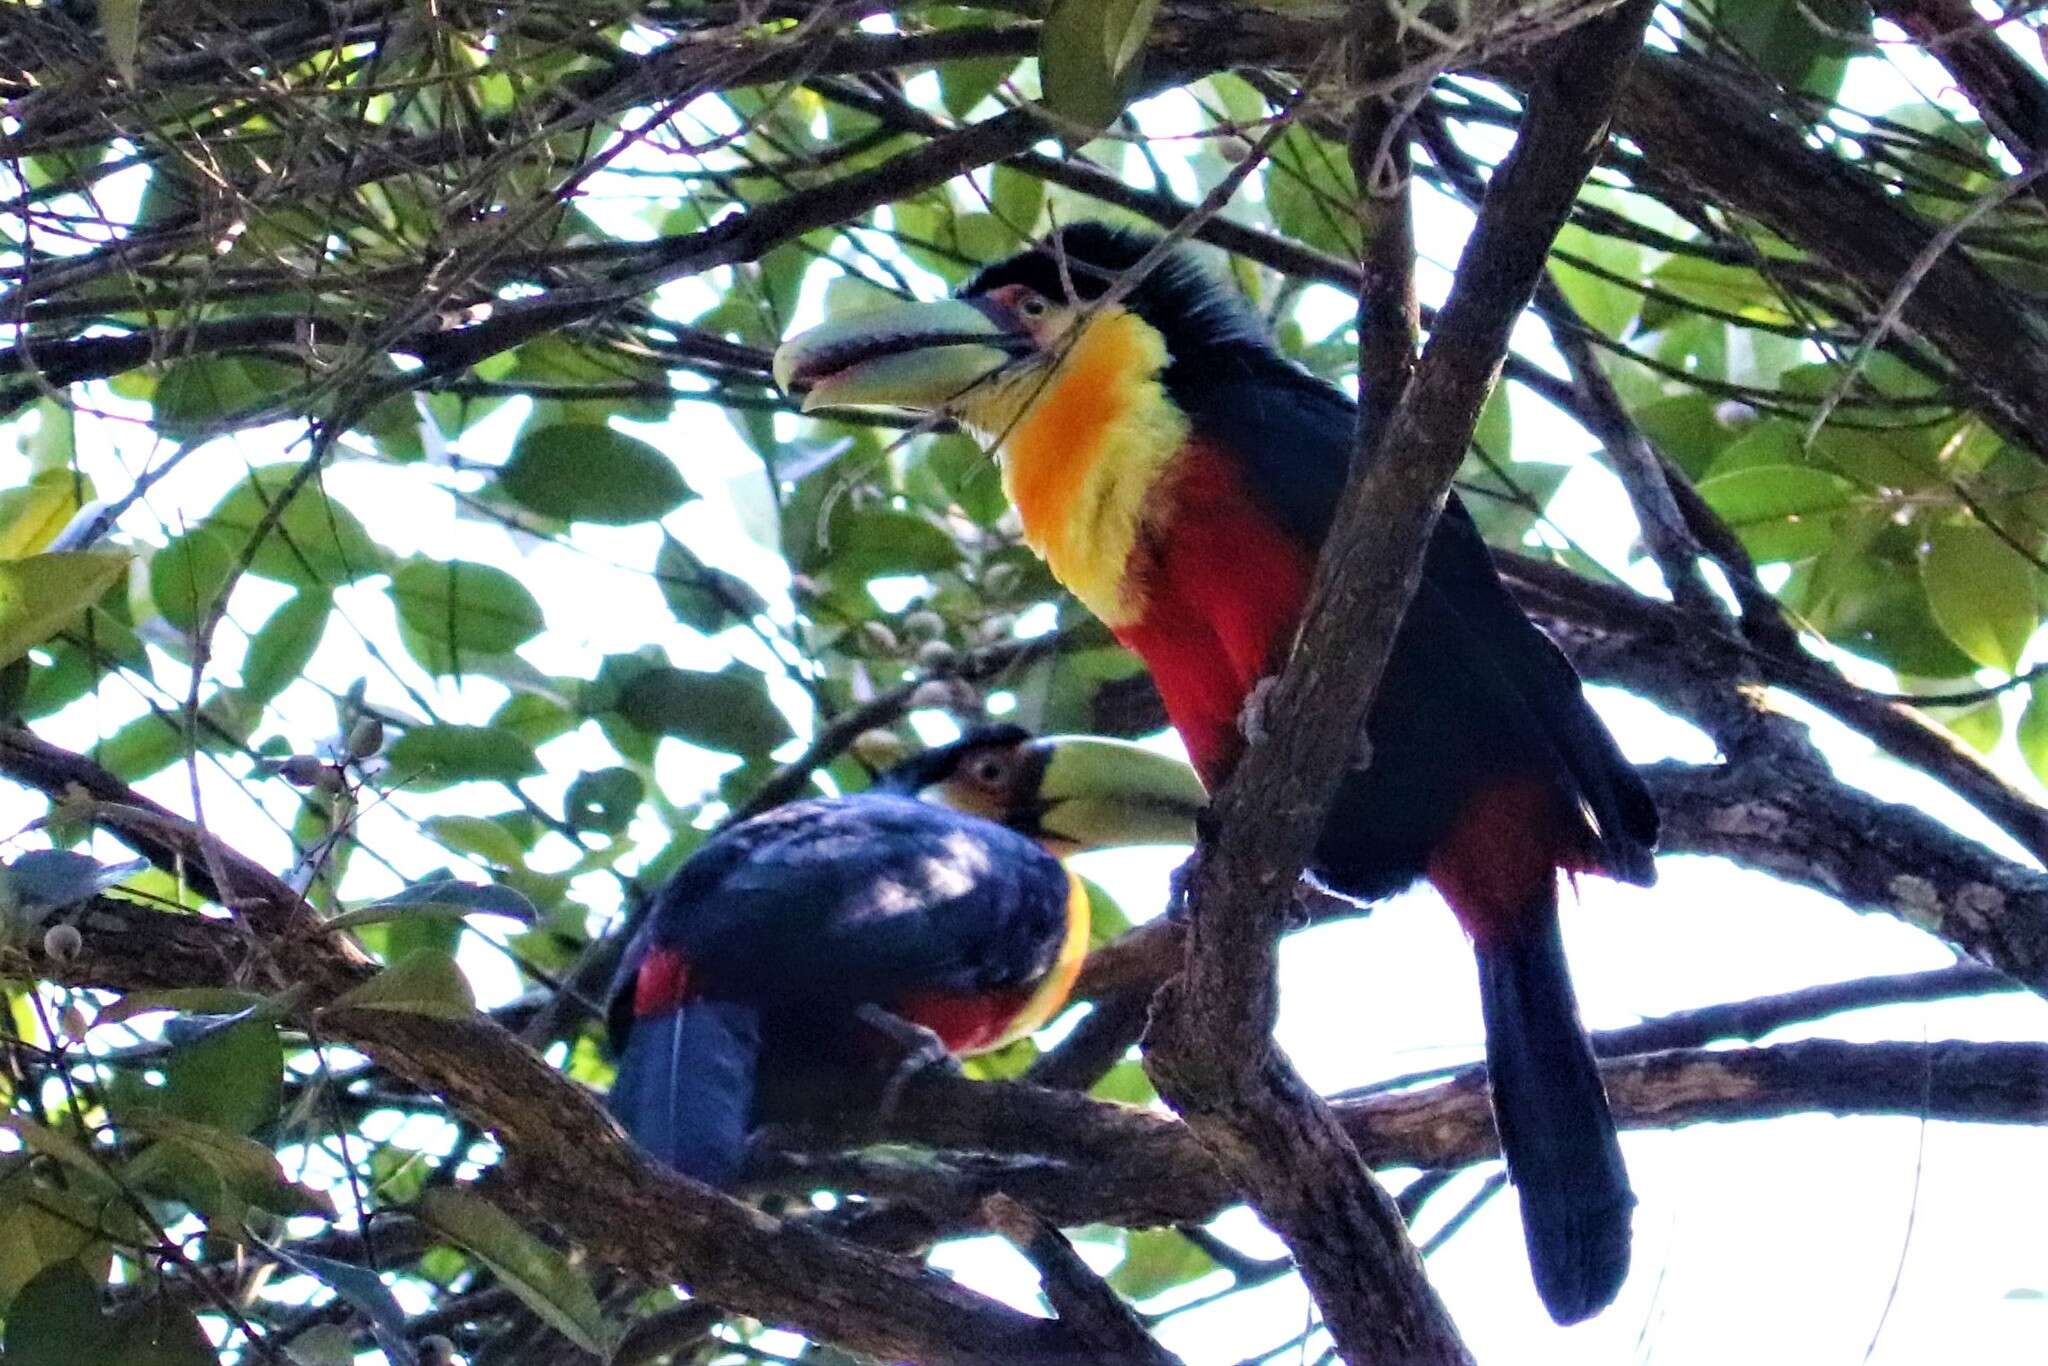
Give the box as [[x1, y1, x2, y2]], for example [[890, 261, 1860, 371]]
[[1475, 907, 1634, 1324], [609, 1001, 761, 1188]]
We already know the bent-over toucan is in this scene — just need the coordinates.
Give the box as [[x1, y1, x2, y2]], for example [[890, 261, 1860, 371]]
[[774, 225, 1659, 1323], [606, 724, 1205, 1188]]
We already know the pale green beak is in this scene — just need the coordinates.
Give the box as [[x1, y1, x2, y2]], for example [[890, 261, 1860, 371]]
[[772, 298, 1030, 413], [1030, 735, 1207, 851]]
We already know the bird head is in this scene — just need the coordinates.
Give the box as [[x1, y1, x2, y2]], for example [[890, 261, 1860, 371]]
[[770, 223, 1265, 432], [873, 723, 1206, 856]]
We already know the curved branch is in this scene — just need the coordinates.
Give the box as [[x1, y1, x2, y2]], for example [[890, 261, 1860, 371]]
[[764, 1039, 2048, 1235]]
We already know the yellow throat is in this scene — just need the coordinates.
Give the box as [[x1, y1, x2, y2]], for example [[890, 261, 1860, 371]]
[[955, 308, 1188, 627]]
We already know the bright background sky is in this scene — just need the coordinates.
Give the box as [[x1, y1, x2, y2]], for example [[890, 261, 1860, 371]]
[[4, 11, 2048, 1363]]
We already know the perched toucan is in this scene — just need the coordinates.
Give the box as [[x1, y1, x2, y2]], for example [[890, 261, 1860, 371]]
[[773, 224, 1659, 1323], [606, 724, 1205, 1188]]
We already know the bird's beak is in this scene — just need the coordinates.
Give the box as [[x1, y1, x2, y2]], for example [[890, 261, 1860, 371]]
[[772, 298, 1032, 413], [1027, 736, 1208, 851]]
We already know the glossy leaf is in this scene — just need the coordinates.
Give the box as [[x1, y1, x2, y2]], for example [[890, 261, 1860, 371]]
[[1111, 1228, 1218, 1300], [242, 589, 331, 704], [1921, 523, 2039, 674], [204, 467, 384, 587], [161, 1015, 283, 1137], [330, 877, 538, 931], [5, 1263, 212, 1366], [123, 1115, 337, 1222], [1695, 465, 1859, 563], [1039, 0, 1156, 131], [0, 551, 128, 669], [328, 948, 478, 1019], [387, 725, 542, 791], [565, 767, 644, 835], [148, 528, 234, 634], [2018, 681, 2048, 787], [0, 470, 87, 559], [614, 663, 792, 756], [499, 423, 690, 525], [421, 1188, 613, 1354], [392, 557, 546, 673]]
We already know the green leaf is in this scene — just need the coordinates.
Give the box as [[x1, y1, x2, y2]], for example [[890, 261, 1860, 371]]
[[906, 433, 1009, 526], [0, 552, 128, 669], [1700, 0, 1867, 98], [420, 1189, 613, 1354], [817, 506, 962, 583], [1938, 699, 2003, 754], [1550, 225, 1643, 339], [1110, 1228, 1218, 1300], [92, 712, 185, 783], [1634, 395, 1744, 480], [1695, 465, 1859, 563], [656, 537, 764, 631], [391, 557, 546, 673], [282, 1324, 356, 1366], [424, 813, 532, 867], [1921, 522, 2039, 673], [614, 663, 792, 756], [934, 6, 1021, 117], [387, 725, 541, 791], [2019, 682, 2048, 788], [499, 423, 689, 525], [992, 165, 1047, 240], [564, 768, 643, 835], [147, 528, 235, 635], [0, 1191, 113, 1314], [329, 878, 537, 931], [204, 467, 384, 587], [123, 1115, 337, 1223], [242, 590, 330, 705], [0, 469, 88, 559], [328, 948, 477, 1019], [0, 1117, 114, 1188], [5, 1265, 104, 1365], [1039, 0, 1156, 132], [153, 357, 299, 433], [1267, 126, 1358, 258], [1091, 1057, 1154, 1104], [162, 1016, 283, 1137]]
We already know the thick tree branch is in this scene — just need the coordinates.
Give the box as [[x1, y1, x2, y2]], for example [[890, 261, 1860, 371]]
[[1138, 6, 1654, 1360], [762, 1039, 2048, 1236]]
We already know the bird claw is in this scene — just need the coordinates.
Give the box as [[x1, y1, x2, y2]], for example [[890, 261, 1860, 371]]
[[857, 1005, 960, 1123], [1238, 675, 1278, 747]]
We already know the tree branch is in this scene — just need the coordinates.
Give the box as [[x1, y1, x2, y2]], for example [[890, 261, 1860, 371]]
[[1138, 4, 1654, 1359], [761, 1038, 2048, 1235]]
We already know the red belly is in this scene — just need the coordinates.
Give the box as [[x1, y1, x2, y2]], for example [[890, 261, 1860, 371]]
[[1116, 442, 1315, 786], [895, 986, 1035, 1055]]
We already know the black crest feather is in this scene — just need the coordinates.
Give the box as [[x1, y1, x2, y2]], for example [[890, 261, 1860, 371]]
[[963, 223, 1276, 385]]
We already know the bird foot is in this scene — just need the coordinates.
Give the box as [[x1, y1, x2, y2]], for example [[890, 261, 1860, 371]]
[[857, 1005, 961, 1123], [1238, 674, 1278, 747]]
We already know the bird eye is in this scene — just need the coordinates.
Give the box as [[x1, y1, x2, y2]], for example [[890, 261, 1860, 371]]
[[970, 755, 1009, 787], [1017, 294, 1050, 320]]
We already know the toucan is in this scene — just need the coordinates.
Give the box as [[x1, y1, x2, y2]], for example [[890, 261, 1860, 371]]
[[606, 724, 1205, 1188], [773, 224, 1659, 1323]]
